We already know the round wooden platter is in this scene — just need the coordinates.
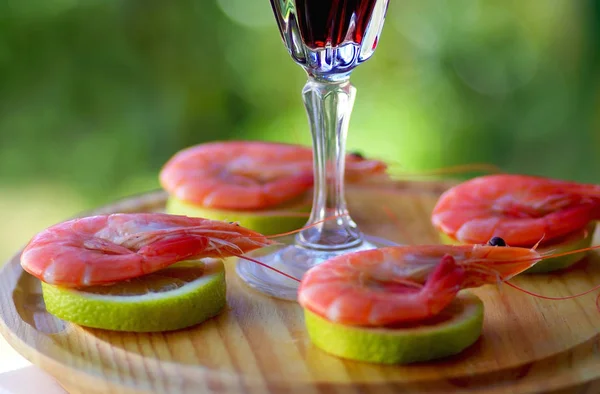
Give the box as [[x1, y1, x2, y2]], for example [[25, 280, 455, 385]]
[[1, 181, 600, 394]]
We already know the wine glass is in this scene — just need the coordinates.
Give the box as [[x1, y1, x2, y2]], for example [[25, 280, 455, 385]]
[[236, 0, 392, 300]]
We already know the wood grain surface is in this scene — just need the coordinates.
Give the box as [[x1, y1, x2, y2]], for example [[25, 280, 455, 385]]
[[1, 182, 599, 394]]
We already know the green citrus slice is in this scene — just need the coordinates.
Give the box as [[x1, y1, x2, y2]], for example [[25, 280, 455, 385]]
[[439, 222, 596, 273], [41, 258, 226, 332], [304, 292, 483, 364], [165, 196, 310, 235]]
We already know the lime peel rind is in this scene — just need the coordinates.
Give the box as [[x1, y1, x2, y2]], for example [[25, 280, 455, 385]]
[[165, 197, 310, 236], [526, 224, 595, 273], [41, 259, 226, 332], [304, 292, 484, 364]]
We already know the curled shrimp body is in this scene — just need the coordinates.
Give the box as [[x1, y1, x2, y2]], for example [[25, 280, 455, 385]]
[[159, 140, 387, 210], [298, 244, 541, 327], [431, 174, 600, 246], [21, 213, 274, 288]]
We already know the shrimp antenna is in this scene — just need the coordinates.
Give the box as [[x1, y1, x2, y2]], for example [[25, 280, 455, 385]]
[[531, 234, 545, 251], [265, 212, 311, 218], [539, 244, 600, 260], [233, 253, 301, 283], [504, 281, 600, 314], [382, 205, 416, 245], [265, 214, 346, 239], [386, 162, 505, 179], [237, 214, 346, 244], [500, 244, 600, 266], [231, 214, 353, 283]]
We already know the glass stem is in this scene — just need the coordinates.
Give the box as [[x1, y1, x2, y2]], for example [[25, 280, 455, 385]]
[[297, 75, 363, 250]]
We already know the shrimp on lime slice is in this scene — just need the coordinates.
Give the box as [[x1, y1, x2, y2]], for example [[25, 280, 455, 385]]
[[299, 243, 542, 327], [431, 174, 600, 273], [159, 140, 388, 234], [298, 242, 542, 364], [20, 213, 276, 332]]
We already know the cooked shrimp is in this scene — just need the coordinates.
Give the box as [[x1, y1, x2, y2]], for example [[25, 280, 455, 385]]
[[431, 174, 600, 246], [159, 140, 387, 210], [20, 213, 275, 287], [297, 243, 543, 326]]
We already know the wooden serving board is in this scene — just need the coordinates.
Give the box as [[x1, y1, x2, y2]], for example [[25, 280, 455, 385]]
[[1, 181, 600, 394]]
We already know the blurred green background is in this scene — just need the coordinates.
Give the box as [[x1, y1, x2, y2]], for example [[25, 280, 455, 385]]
[[1, 0, 600, 261]]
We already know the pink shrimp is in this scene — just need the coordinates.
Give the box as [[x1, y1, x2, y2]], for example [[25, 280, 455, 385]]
[[431, 174, 600, 246], [159, 140, 387, 210], [297, 244, 545, 326], [20, 213, 276, 288], [295, 241, 600, 327]]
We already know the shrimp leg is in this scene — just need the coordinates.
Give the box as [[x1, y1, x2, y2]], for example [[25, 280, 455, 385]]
[[378, 255, 465, 324]]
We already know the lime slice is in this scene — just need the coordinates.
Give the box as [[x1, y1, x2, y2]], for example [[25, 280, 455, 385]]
[[524, 222, 596, 273], [166, 196, 310, 235], [304, 292, 483, 364], [41, 259, 226, 332], [439, 222, 596, 274]]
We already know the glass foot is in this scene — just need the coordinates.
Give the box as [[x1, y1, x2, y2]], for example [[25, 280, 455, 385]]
[[236, 235, 397, 301]]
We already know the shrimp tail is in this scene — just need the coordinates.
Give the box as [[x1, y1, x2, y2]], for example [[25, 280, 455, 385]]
[[138, 234, 209, 260], [421, 255, 466, 316]]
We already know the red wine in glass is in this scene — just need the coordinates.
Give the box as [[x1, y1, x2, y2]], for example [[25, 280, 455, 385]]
[[271, 0, 389, 79], [295, 0, 379, 48]]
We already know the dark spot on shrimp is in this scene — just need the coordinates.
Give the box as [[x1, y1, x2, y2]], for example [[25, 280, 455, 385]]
[[349, 151, 365, 159], [488, 237, 506, 247], [229, 222, 240, 226]]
